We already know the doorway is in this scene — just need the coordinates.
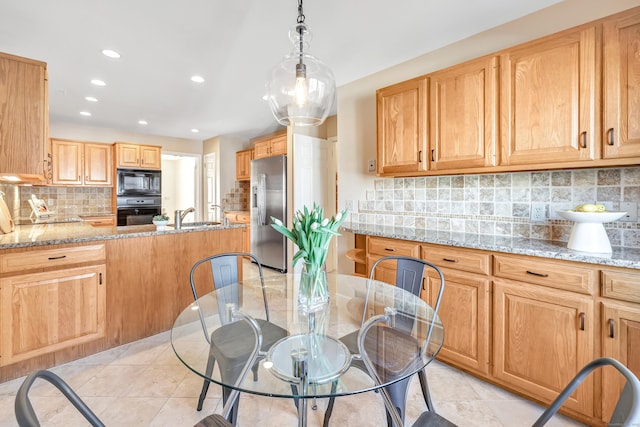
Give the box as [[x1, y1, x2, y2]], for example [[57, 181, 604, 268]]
[[161, 153, 202, 222]]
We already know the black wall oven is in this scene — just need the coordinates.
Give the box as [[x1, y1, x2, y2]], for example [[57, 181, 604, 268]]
[[116, 196, 161, 226]]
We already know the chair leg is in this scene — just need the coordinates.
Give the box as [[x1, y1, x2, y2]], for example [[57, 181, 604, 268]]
[[251, 362, 259, 382], [383, 377, 411, 427], [222, 386, 240, 426], [197, 351, 217, 411], [418, 369, 435, 412], [322, 380, 338, 427]]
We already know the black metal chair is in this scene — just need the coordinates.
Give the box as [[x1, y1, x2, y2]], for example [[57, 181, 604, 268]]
[[408, 357, 640, 427], [323, 255, 446, 427], [15, 369, 105, 427], [190, 252, 288, 425]]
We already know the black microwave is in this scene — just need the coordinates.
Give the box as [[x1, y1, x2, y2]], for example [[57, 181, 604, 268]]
[[116, 169, 161, 196]]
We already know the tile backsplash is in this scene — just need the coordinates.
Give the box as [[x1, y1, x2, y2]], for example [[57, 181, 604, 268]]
[[16, 186, 112, 218], [221, 181, 249, 212], [349, 167, 640, 248]]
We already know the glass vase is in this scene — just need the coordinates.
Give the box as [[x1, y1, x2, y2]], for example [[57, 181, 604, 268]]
[[299, 261, 329, 311]]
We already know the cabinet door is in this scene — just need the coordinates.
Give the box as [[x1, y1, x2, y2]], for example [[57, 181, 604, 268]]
[[376, 77, 428, 174], [429, 56, 497, 170], [601, 301, 640, 421], [493, 278, 594, 416], [84, 143, 112, 186], [0, 265, 106, 366], [270, 135, 287, 156], [500, 26, 598, 166], [51, 139, 83, 185], [0, 53, 47, 179], [235, 150, 252, 181], [140, 145, 161, 169], [253, 140, 271, 159], [425, 269, 490, 374], [603, 10, 640, 159], [116, 143, 141, 168]]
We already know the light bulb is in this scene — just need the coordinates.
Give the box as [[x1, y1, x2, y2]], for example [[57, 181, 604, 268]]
[[295, 62, 308, 107]]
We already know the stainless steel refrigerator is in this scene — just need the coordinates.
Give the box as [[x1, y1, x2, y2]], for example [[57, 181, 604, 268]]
[[250, 155, 287, 272]]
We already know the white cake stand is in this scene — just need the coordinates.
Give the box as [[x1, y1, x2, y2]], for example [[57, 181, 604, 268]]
[[556, 211, 626, 253]]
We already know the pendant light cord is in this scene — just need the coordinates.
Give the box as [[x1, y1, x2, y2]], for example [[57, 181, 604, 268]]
[[296, 0, 305, 70]]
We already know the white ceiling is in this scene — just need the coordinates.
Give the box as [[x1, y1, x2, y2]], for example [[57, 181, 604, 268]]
[[0, 0, 562, 142]]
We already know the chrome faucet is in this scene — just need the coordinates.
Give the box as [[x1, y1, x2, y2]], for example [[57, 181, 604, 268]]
[[210, 204, 229, 225], [174, 207, 195, 229]]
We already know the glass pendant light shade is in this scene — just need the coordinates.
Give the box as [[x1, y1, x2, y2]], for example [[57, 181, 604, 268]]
[[266, 22, 336, 127]]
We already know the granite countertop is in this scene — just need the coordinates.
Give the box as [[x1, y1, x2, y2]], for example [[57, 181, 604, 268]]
[[0, 221, 246, 250], [342, 223, 640, 270]]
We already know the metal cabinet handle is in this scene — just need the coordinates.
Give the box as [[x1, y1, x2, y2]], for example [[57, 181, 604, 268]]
[[580, 131, 587, 149], [418, 150, 422, 163], [579, 312, 585, 331], [526, 270, 549, 278], [384, 248, 396, 252], [608, 318, 615, 338], [607, 128, 615, 146], [99, 272, 103, 285], [431, 149, 435, 162], [48, 255, 67, 260], [443, 258, 459, 263]]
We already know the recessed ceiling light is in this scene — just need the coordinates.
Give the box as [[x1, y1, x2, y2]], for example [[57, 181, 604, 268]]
[[91, 79, 106, 87], [191, 129, 199, 133], [138, 120, 148, 125], [85, 96, 98, 102], [102, 49, 121, 59], [80, 111, 92, 116], [190, 75, 205, 83]]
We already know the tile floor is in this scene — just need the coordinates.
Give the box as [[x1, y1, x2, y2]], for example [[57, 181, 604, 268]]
[[0, 262, 587, 427]]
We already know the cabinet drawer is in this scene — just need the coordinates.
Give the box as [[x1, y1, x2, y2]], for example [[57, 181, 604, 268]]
[[0, 244, 106, 274], [82, 216, 115, 227], [601, 269, 640, 303], [493, 254, 595, 295], [421, 244, 491, 275], [236, 213, 250, 223], [368, 237, 419, 257]]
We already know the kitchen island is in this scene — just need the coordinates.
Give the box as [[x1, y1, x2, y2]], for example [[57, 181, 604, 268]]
[[0, 222, 245, 381]]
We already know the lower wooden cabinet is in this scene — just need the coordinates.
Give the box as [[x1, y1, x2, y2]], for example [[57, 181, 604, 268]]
[[424, 268, 491, 374], [493, 278, 595, 416], [82, 215, 116, 227], [0, 264, 106, 366], [225, 211, 251, 253]]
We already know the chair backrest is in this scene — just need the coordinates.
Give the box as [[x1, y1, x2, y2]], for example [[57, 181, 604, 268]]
[[15, 370, 105, 427], [532, 357, 640, 426], [190, 252, 270, 340], [364, 255, 445, 354]]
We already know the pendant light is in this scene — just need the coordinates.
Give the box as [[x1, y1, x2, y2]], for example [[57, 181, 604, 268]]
[[266, 0, 336, 127]]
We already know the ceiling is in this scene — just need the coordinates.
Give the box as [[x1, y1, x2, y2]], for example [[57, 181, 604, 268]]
[[1, 0, 563, 142]]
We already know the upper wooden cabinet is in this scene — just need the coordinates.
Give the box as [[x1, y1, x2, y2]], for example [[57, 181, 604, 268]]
[[51, 139, 112, 186], [235, 148, 253, 181], [114, 142, 161, 169], [603, 9, 640, 159], [376, 77, 428, 175], [0, 52, 48, 182], [500, 25, 599, 166], [253, 131, 287, 159], [429, 56, 498, 170]]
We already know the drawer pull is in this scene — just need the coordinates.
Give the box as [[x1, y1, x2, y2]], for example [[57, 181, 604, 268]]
[[48, 255, 67, 260], [607, 128, 615, 146], [442, 258, 459, 263], [579, 312, 585, 331], [608, 318, 615, 338], [526, 270, 548, 278], [384, 248, 396, 252]]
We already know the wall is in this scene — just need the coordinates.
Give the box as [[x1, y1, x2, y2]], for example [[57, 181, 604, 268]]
[[350, 166, 640, 248], [335, 0, 640, 273], [203, 134, 248, 211]]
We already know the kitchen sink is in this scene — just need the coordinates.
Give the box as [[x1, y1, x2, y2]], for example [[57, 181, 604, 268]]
[[170, 221, 221, 229]]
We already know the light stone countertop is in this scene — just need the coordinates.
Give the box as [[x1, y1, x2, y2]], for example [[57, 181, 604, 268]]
[[342, 223, 640, 270], [0, 221, 246, 250]]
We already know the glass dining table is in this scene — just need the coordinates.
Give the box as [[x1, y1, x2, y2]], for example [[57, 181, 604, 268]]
[[171, 272, 444, 427]]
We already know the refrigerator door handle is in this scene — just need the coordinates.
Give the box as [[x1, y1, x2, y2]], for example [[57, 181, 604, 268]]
[[257, 174, 267, 226]]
